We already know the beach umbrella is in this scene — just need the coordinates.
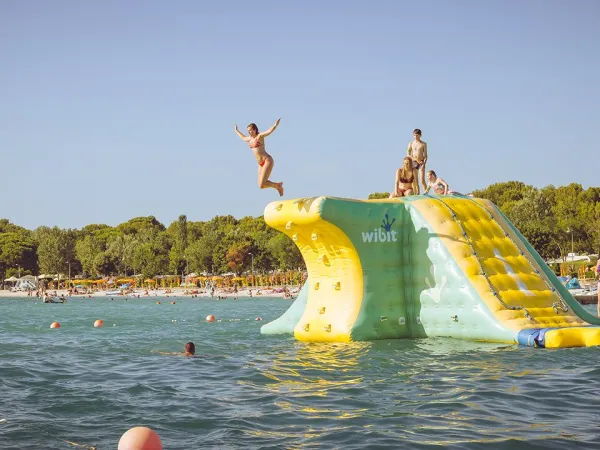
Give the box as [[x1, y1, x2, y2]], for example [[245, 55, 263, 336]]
[[4, 276, 18, 282]]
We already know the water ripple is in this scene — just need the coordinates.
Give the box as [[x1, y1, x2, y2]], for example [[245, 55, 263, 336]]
[[2, 297, 600, 449]]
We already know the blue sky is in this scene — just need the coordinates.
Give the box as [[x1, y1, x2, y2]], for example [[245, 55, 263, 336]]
[[1, 0, 598, 230]]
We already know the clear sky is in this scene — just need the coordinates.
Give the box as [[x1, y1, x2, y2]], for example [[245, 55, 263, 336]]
[[1, 0, 599, 230]]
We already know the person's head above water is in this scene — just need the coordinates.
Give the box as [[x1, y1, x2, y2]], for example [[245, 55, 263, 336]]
[[184, 342, 195, 356], [247, 123, 259, 137]]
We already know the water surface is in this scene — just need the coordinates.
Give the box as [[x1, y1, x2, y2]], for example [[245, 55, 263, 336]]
[[1, 296, 600, 449]]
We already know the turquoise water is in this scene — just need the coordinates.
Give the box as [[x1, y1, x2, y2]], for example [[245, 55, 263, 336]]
[[1, 296, 600, 449]]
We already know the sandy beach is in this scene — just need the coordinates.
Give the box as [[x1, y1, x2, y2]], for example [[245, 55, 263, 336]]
[[0, 286, 300, 299]]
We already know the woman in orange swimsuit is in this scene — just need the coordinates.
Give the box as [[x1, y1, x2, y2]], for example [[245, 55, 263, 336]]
[[389, 157, 417, 198], [234, 118, 284, 197]]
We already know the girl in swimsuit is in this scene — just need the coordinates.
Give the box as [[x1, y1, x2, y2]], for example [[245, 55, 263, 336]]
[[235, 118, 284, 196], [424, 170, 450, 195], [389, 157, 417, 198]]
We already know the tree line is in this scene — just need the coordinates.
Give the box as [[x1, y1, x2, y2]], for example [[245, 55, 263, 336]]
[[1, 182, 598, 280], [0, 214, 303, 280]]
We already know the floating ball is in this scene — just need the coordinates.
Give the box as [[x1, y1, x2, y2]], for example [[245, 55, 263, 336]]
[[50, 322, 60, 329], [255, 317, 263, 321], [118, 426, 162, 450], [206, 314, 216, 322], [94, 320, 104, 328]]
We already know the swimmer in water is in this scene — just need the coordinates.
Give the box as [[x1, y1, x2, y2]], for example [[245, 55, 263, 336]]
[[234, 118, 284, 196], [183, 342, 195, 356], [156, 342, 196, 357]]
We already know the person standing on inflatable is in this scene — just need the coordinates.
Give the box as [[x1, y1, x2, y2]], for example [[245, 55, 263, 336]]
[[235, 119, 284, 197], [407, 128, 428, 194]]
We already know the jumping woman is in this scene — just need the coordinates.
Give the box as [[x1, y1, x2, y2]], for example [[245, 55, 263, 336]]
[[235, 118, 284, 196]]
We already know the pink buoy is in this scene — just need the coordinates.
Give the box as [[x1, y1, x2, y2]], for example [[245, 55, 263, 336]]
[[118, 426, 162, 450]]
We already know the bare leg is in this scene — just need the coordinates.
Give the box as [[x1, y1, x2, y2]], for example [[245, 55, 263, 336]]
[[419, 165, 427, 193], [258, 157, 284, 196], [597, 282, 600, 316], [413, 168, 420, 194]]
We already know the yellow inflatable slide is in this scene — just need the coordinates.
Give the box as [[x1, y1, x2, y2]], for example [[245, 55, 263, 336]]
[[260, 195, 600, 348]]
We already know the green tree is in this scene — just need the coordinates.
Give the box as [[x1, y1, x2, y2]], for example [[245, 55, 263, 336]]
[[0, 230, 37, 278], [75, 235, 103, 276], [186, 235, 217, 274], [34, 226, 77, 275], [267, 234, 304, 271], [368, 192, 391, 199]]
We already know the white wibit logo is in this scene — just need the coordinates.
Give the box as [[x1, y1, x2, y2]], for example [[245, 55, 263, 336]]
[[361, 213, 398, 243], [424, 266, 447, 303]]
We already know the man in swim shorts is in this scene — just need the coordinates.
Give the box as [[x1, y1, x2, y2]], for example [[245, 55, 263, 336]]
[[407, 128, 428, 194]]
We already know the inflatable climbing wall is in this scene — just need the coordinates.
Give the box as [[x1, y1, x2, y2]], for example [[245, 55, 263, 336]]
[[261, 195, 600, 348]]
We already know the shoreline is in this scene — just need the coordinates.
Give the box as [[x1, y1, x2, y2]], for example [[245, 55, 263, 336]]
[[0, 286, 299, 299]]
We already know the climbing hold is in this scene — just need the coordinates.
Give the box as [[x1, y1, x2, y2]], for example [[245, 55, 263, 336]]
[[318, 307, 326, 314], [380, 316, 388, 322], [333, 281, 341, 290], [275, 204, 283, 211], [321, 255, 329, 265], [398, 317, 406, 325], [451, 315, 458, 322], [303, 324, 310, 331], [292, 234, 298, 241], [311, 232, 318, 241], [314, 282, 320, 290], [285, 221, 293, 230], [324, 324, 331, 332]]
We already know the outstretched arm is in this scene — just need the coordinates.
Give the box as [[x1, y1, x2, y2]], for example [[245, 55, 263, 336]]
[[234, 124, 250, 141], [260, 118, 281, 137]]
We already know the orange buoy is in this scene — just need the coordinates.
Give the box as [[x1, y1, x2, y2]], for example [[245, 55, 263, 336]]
[[50, 322, 60, 329], [118, 426, 162, 450], [94, 319, 104, 328], [206, 314, 216, 322]]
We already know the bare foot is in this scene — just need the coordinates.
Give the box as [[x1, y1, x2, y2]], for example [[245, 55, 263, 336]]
[[276, 182, 284, 197]]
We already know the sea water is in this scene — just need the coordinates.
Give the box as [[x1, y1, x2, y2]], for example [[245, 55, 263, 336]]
[[1, 296, 600, 449]]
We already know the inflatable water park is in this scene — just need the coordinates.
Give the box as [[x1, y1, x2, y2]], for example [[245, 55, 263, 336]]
[[261, 194, 600, 348]]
